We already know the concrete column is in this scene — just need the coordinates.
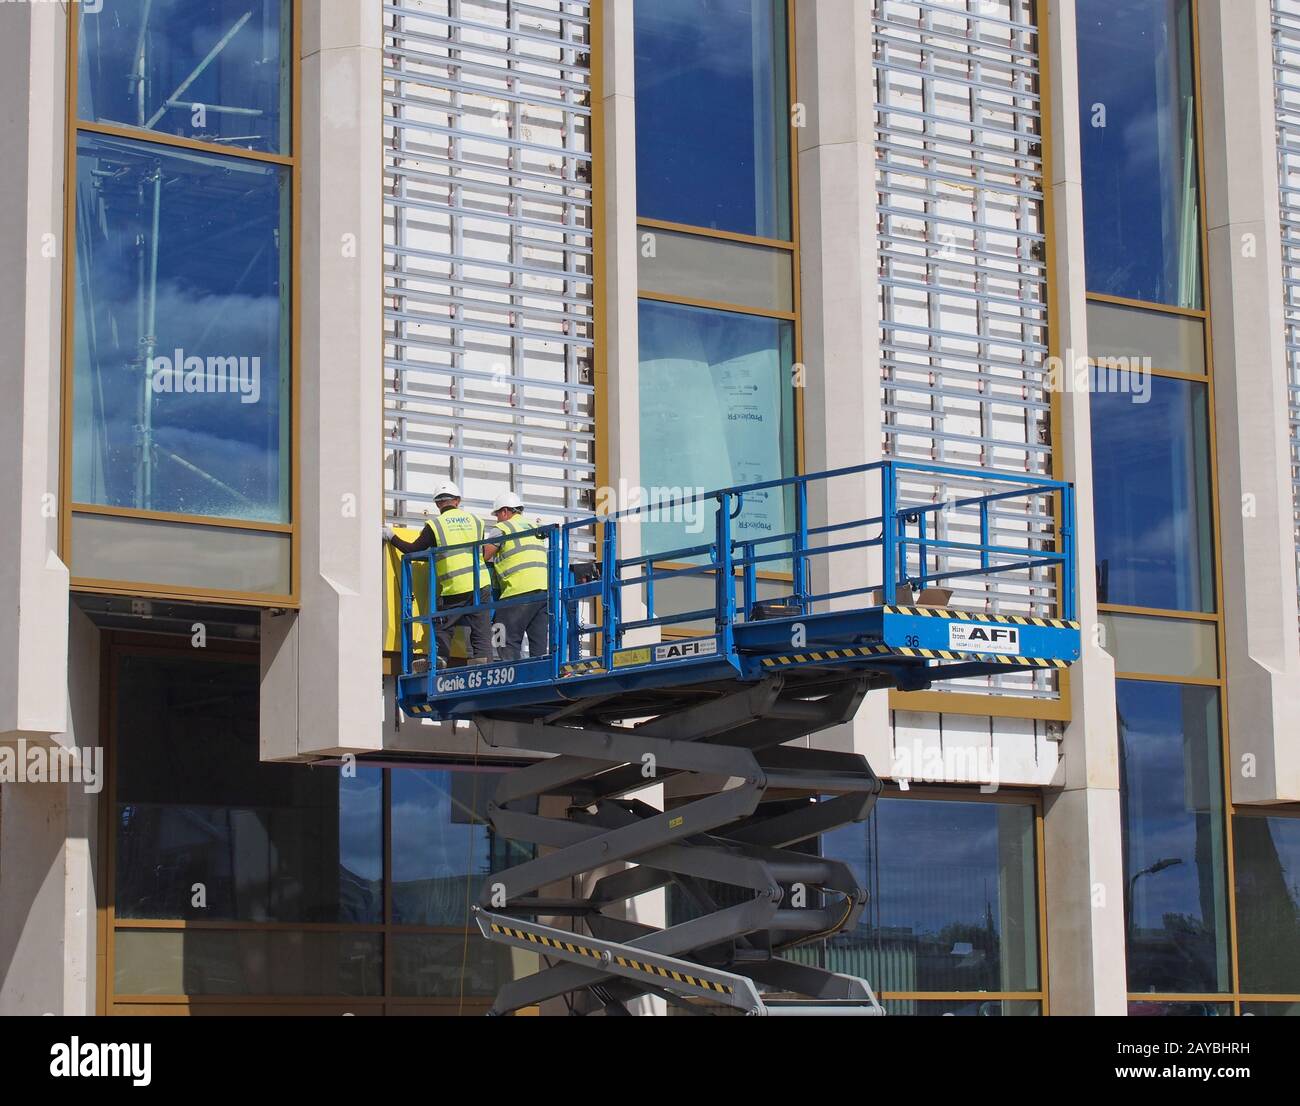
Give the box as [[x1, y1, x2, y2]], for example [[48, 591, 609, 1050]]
[[0, 0, 70, 744], [1040, 0, 1127, 1015], [1198, 0, 1300, 805], [261, 0, 385, 761], [596, 0, 650, 637], [794, 0, 890, 769], [0, 605, 101, 1015], [596, 2, 662, 1015]]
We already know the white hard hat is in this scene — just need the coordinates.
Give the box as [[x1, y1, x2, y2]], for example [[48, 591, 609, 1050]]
[[433, 481, 461, 501], [492, 492, 524, 513]]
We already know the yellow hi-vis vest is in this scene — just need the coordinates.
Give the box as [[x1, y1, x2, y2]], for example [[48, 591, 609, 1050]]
[[493, 515, 549, 598], [427, 508, 487, 597]]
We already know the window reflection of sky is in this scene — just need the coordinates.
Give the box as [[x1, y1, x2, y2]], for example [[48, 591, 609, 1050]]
[[72, 133, 288, 521], [827, 801, 1010, 937], [634, 0, 788, 238], [78, 0, 288, 154], [1117, 680, 1228, 990], [1091, 375, 1213, 612], [1076, 0, 1201, 308]]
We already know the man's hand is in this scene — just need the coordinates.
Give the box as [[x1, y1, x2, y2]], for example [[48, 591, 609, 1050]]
[[383, 524, 396, 543]]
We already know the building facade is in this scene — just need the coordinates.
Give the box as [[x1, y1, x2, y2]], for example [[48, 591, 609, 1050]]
[[0, 0, 1297, 1016]]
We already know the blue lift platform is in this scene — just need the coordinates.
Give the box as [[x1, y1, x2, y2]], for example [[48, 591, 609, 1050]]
[[394, 461, 1080, 1015]]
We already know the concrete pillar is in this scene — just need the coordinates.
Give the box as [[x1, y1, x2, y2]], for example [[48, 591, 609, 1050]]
[[261, 0, 385, 761], [597, 0, 650, 637], [1039, 0, 1128, 1015], [1197, 0, 1300, 805], [0, 0, 70, 744], [0, 605, 101, 1014], [793, 0, 890, 769]]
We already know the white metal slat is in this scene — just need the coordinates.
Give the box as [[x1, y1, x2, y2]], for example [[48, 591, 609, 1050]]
[[874, 0, 1055, 699], [1274, 0, 1300, 640], [384, 0, 595, 547]]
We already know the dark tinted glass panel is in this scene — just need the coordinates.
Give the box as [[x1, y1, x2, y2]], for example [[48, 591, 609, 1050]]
[[73, 132, 290, 522], [1127, 1001, 1231, 1016], [1241, 1002, 1300, 1016], [114, 930, 382, 996], [883, 999, 1039, 1016], [1076, 0, 1201, 307], [1117, 680, 1229, 993], [634, 0, 790, 237], [78, 0, 290, 154], [390, 934, 537, 999], [811, 798, 1039, 993], [1091, 373, 1214, 611], [114, 654, 383, 923], [638, 299, 796, 559], [1233, 815, 1300, 994], [389, 768, 534, 926]]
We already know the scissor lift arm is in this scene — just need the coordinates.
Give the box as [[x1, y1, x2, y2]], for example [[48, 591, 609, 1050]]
[[473, 675, 886, 1016]]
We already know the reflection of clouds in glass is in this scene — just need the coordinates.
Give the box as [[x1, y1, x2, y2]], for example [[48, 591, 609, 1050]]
[[1118, 683, 1221, 929], [827, 803, 1025, 940], [338, 769, 383, 883]]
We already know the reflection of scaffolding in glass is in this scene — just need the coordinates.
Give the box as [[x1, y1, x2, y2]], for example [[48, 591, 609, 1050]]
[[873, 0, 1055, 698], [1272, 0, 1300, 640], [383, 1, 596, 556], [77, 4, 279, 516]]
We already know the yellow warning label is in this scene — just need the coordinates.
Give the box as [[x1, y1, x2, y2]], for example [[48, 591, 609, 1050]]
[[612, 647, 652, 668]]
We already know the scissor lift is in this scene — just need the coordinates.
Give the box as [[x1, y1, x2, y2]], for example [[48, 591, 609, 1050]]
[[396, 461, 1080, 1015]]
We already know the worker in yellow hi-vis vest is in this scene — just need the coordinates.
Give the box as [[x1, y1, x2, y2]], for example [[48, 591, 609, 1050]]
[[384, 481, 494, 667], [482, 493, 550, 661]]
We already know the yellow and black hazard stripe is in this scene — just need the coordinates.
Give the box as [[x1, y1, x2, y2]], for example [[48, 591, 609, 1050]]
[[488, 923, 734, 995], [560, 659, 604, 676], [488, 922, 605, 962], [611, 956, 734, 995], [883, 606, 1080, 631], [761, 645, 896, 668], [761, 647, 1069, 669]]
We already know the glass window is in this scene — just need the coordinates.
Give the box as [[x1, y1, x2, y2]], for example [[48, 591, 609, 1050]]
[[634, 0, 790, 238], [72, 132, 291, 522], [114, 654, 382, 924], [638, 300, 796, 558], [389, 768, 533, 927], [390, 934, 538, 999], [637, 226, 793, 313], [883, 999, 1040, 1017], [1090, 373, 1215, 612], [114, 930, 382, 996], [1076, 0, 1202, 308], [71, 512, 291, 594], [1099, 612, 1217, 680], [1127, 1001, 1231, 1016], [1116, 680, 1230, 993], [1233, 815, 1300, 995], [813, 798, 1040, 994], [1086, 300, 1205, 374], [78, 0, 291, 155], [1241, 1002, 1300, 1017]]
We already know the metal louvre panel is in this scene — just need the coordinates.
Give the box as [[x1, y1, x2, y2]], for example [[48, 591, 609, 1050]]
[[1273, 0, 1300, 639], [383, 0, 595, 555], [874, 0, 1055, 698]]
